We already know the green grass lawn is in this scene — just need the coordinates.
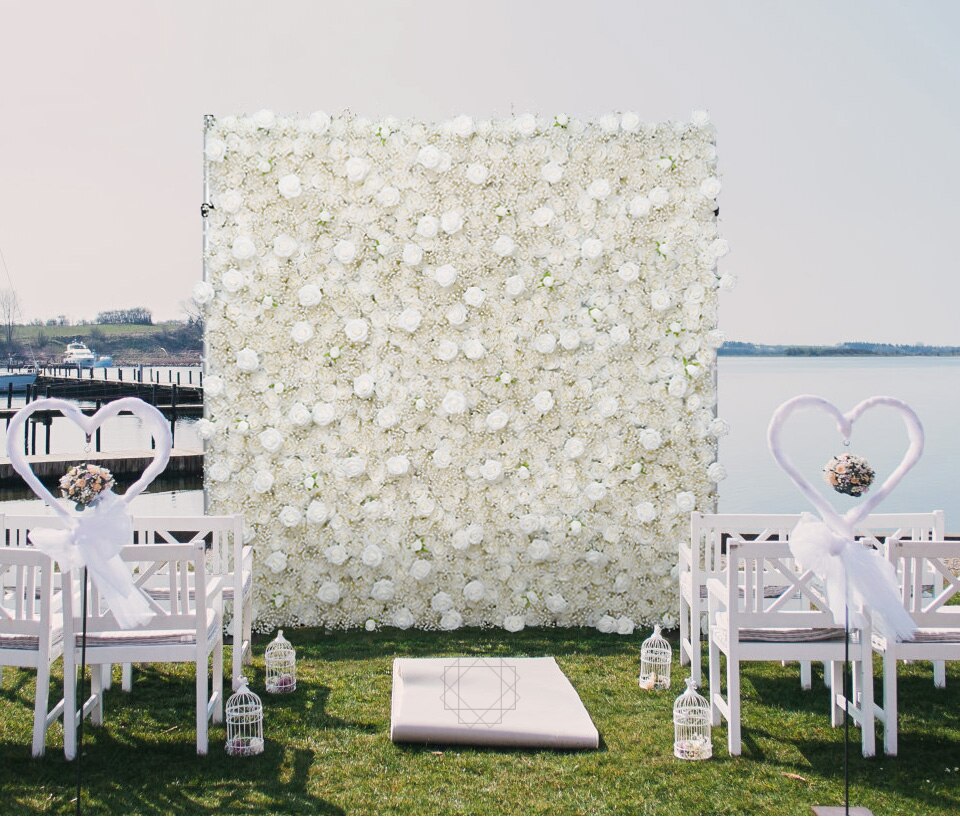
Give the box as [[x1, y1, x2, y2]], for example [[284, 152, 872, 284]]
[[1, 627, 958, 815]]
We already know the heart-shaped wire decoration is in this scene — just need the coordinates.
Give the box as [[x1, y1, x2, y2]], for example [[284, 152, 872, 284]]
[[767, 394, 924, 537], [6, 397, 172, 518]]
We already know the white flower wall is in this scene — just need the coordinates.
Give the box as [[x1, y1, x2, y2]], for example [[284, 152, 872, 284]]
[[199, 109, 731, 632]]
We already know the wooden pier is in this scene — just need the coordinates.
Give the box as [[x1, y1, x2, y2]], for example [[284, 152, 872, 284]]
[[31, 375, 203, 406], [0, 448, 204, 485]]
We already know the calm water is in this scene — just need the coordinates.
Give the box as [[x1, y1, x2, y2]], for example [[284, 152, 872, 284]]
[[2, 357, 959, 527], [718, 357, 960, 531]]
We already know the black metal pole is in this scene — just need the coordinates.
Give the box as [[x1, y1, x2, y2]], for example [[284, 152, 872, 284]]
[[75, 567, 89, 816], [844, 598, 850, 815]]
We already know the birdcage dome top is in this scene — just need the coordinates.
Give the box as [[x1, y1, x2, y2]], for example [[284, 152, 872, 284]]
[[673, 678, 709, 713], [641, 624, 671, 654], [265, 629, 294, 655], [226, 677, 262, 709]]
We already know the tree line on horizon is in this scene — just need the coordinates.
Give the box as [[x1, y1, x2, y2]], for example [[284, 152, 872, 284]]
[[721, 340, 960, 356]]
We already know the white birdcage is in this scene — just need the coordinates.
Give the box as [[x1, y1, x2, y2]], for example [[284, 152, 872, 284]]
[[225, 678, 264, 756], [673, 678, 712, 760], [638, 624, 672, 690], [265, 629, 297, 694]]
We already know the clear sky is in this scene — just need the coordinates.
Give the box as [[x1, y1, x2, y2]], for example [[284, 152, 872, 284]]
[[0, 0, 957, 344]]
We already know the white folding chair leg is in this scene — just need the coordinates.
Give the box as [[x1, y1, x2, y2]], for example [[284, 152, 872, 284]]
[[727, 656, 742, 756], [830, 661, 844, 727], [31, 659, 51, 758], [680, 596, 691, 667], [856, 658, 876, 757], [213, 637, 224, 724], [800, 661, 812, 690], [934, 660, 946, 688], [63, 664, 77, 761], [122, 662, 133, 692], [823, 660, 831, 688], [708, 637, 722, 726], [90, 666, 104, 726], [102, 663, 113, 691], [883, 652, 898, 756], [196, 653, 209, 756]]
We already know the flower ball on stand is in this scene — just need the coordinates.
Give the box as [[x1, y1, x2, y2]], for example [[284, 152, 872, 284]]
[[823, 453, 875, 497], [60, 463, 115, 510]]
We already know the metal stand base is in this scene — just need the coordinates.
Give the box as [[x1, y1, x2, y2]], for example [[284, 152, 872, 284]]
[[812, 806, 873, 816]]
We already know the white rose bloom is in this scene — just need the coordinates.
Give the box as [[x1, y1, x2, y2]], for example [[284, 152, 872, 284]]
[[252, 470, 275, 493], [204, 375, 224, 397], [441, 390, 468, 415], [485, 409, 509, 432], [649, 186, 671, 207], [410, 559, 432, 581], [596, 614, 618, 633], [433, 263, 457, 288], [307, 110, 331, 132], [221, 269, 245, 293], [520, 513, 542, 534], [236, 348, 259, 372], [564, 437, 586, 459], [463, 580, 486, 602], [306, 501, 330, 525], [463, 286, 486, 307], [529, 539, 551, 561], [259, 427, 284, 453], [219, 189, 242, 213], [386, 608, 413, 631], [431, 591, 454, 612], [710, 417, 731, 437], [581, 238, 603, 260], [317, 582, 341, 605], [416, 215, 439, 238], [345, 156, 370, 182], [208, 461, 229, 483], [609, 325, 630, 346], [466, 163, 489, 185], [298, 284, 322, 306], [640, 428, 663, 450], [396, 307, 423, 332], [441, 209, 464, 234], [386, 454, 410, 476], [232, 236, 256, 260], [706, 328, 727, 348], [628, 196, 651, 218], [700, 176, 722, 199], [344, 318, 369, 343], [541, 162, 564, 183], [440, 610, 463, 631], [324, 544, 348, 565], [312, 402, 336, 426], [291, 321, 314, 344], [621, 111, 641, 132], [532, 390, 554, 414], [402, 243, 424, 266], [462, 339, 485, 360], [362, 544, 384, 567], [597, 396, 619, 418], [504, 615, 525, 633], [371, 579, 396, 601], [432, 340, 457, 362], [492, 235, 515, 257], [532, 207, 554, 227], [333, 239, 356, 264], [279, 506, 302, 528], [278, 173, 302, 198], [446, 303, 468, 326], [288, 402, 312, 427], [499, 276, 524, 300], [451, 114, 475, 137], [377, 186, 401, 207], [587, 179, 611, 200], [707, 462, 727, 482], [533, 333, 557, 354], [252, 108, 274, 127], [342, 456, 367, 478], [353, 374, 375, 398], [617, 263, 640, 283], [676, 491, 696, 512], [617, 616, 635, 635], [192, 281, 214, 305], [692, 109, 711, 126], [514, 113, 537, 135], [584, 481, 606, 502], [204, 137, 226, 162], [417, 144, 442, 169], [669, 375, 689, 398], [635, 501, 657, 523], [557, 329, 580, 351], [481, 459, 504, 483], [377, 406, 399, 429], [718, 271, 737, 291], [273, 234, 298, 259], [546, 594, 568, 614], [651, 290, 672, 312]]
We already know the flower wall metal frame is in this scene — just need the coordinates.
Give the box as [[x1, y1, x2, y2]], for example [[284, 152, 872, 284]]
[[200, 109, 731, 632]]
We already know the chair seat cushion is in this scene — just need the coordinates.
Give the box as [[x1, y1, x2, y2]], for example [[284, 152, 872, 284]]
[[75, 610, 220, 648], [713, 613, 848, 644], [907, 628, 960, 643], [0, 628, 63, 651]]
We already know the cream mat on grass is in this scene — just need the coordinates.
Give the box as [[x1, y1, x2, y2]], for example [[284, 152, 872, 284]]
[[390, 656, 599, 749]]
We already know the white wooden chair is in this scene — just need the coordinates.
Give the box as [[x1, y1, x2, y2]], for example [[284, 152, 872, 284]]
[[708, 540, 877, 757], [875, 539, 960, 755], [680, 511, 945, 687], [130, 515, 253, 690], [60, 541, 224, 758], [0, 547, 64, 757]]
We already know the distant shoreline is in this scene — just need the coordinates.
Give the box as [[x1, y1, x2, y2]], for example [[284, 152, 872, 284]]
[[719, 342, 960, 357]]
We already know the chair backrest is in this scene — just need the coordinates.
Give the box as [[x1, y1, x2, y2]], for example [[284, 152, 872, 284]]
[[0, 546, 55, 650], [857, 511, 944, 551], [3, 514, 64, 549], [725, 540, 849, 630], [131, 515, 243, 577], [63, 541, 207, 635], [887, 539, 960, 628]]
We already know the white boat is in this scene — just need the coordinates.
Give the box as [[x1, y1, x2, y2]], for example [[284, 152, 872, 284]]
[[62, 341, 96, 367]]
